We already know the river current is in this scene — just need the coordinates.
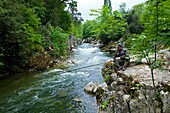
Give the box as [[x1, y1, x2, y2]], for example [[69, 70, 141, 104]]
[[0, 43, 111, 113]]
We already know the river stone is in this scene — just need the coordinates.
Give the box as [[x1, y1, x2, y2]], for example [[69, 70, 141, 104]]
[[110, 73, 117, 81], [84, 82, 97, 94], [110, 81, 118, 90], [84, 82, 108, 95], [99, 82, 108, 91], [118, 64, 170, 86], [117, 77, 124, 84]]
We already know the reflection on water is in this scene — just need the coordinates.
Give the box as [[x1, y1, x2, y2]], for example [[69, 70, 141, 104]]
[[0, 43, 111, 113]]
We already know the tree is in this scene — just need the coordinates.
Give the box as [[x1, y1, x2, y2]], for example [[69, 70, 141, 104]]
[[141, 0, 170, 46], [0, 0, 81, 74], [104, 0, 112, 13], [89, 6, 127, 44], [128, 0, 170, 90], [42, 0, 72, 31], [83, 20, 97, 39], [0, 0, 43, 72], [126, 9, 144, 34], [118, 3, 127, 17]]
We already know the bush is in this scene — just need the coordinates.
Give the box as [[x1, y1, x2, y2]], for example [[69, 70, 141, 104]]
[[49, 28, 69, 57]]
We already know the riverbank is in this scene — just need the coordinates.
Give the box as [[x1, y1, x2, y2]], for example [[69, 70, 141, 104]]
[[83, 40, 170, 112], [84, 58, 170, 113], [0, 50, 72, 79]]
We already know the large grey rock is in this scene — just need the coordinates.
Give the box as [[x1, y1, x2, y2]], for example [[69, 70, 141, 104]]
[[84, 82, 97, 94], [118, 64, 170, 86], [158, 49, 170, 62], [99, 82, 108, 91], [99, 58, 170, 113], [84, 82, 108, 95]]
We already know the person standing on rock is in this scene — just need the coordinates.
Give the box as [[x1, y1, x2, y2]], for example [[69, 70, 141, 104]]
[[112, 43, 130, 72], [68, 33, 74, 51]]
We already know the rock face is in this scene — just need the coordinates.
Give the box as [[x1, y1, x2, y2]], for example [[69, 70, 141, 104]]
[[86, 61, 170, 113]]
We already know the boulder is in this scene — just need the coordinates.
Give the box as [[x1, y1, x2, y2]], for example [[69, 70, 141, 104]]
[[84, 82, 108, 95], [99, 82, 108, 91], [158, 49, 170, 62], [84, 82, 97, 94], [123, 94, 131, 102]]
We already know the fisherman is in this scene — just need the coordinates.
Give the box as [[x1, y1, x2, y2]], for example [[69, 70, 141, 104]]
[[112, 43, 130, 72], [68, 33, 74, 51]]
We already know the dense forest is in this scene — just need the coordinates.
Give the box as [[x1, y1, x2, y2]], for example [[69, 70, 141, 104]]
[[0, 0, 170, 75], [0, 0, 83, 74]]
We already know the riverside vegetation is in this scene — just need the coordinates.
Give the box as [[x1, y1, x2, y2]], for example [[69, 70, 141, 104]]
[[0, 0, 170, 112], [0, 0, 83, 76]]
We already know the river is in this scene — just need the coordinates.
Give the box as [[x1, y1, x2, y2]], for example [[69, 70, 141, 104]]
[[0, 43, 111, 113]]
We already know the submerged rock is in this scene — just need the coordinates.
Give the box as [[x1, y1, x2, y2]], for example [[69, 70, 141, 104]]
[[73, 96, 83, 103]]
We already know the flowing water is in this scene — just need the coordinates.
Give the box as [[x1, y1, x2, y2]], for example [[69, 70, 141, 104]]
[[0, 43, 111, 113]]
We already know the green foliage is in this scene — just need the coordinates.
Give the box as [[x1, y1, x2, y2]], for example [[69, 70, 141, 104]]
[[100, 101, 109, 109], [83, 20, 96, 39], [141, 0, 170, 46], [104, 75, 111, 82], [71, 23, 83, 38], [0, 0, 82, 73], [104, 0, 112, 13], [88, 6, 127, 44], [126, 0, 170, 90], [127, 34, 155, 63], [149, 61, 163, 70], [49, 28, 69, 57], [126, 9, 144, 34], [127, 0, 170, 64], [0, 0, 43, 72], [66, 0, 83, 24], [135, 83, 143, 87]]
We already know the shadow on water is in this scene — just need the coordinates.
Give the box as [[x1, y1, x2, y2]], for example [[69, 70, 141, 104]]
[[0, 43, 111, 113]]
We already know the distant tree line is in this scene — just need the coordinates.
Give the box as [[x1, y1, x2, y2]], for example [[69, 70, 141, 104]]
[[83, 0, 170, 47]]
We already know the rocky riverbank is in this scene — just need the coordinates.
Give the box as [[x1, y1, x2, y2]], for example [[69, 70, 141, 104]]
[[84, 48, 170, 113], [84, 61, 170, 113]]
